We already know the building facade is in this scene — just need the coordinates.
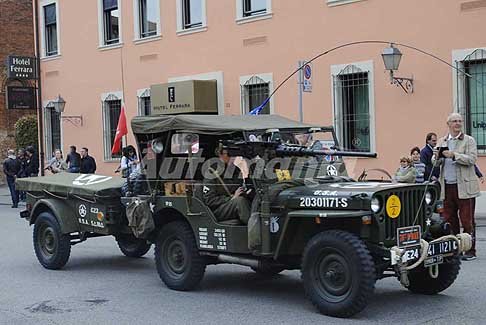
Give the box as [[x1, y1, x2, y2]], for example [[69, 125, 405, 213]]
[[36, 0, 486, 186], [0, 0, 36, 183]]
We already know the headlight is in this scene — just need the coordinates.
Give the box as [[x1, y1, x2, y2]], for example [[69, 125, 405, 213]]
[[151, 139, 164, 154], [371, 197, 381, 213], [425, 191, 433, 205]]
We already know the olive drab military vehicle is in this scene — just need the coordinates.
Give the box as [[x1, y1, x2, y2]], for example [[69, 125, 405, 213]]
[[17, 114, 472, 318]]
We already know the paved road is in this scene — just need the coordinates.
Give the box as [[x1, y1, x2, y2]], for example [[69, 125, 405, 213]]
[[0, 204, 485, 325]]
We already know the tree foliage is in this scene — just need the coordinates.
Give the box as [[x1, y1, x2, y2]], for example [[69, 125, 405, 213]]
[[15, 115, 38, 150]]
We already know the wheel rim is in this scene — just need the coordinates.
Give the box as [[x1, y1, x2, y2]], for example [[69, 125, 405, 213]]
[[38, 224, 57, 258], [313, 248, 352, 303], [163, 237, 188, 277]]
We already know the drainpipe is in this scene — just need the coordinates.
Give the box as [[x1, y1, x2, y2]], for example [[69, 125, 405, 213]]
[[34, 0, 45, 175]]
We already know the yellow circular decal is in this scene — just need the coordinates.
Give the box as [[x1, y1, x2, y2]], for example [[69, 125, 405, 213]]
[[386, 195, 401, 218]]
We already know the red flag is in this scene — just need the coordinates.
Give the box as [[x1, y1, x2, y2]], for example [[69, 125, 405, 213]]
[[111, 105, 128, 154]]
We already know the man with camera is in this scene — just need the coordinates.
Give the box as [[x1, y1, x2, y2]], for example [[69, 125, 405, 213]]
[[432, 113, 480, 261], [202, 145, 251, 224]]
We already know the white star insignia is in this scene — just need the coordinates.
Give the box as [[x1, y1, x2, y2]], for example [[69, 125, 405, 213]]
[[426, 218, 432, 227]]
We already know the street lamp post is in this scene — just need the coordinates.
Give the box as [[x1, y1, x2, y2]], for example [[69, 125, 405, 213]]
[[381, 44, 414, 93]]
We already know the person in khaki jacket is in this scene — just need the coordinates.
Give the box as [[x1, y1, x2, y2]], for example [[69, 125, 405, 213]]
[[432, 113, 480, 261]]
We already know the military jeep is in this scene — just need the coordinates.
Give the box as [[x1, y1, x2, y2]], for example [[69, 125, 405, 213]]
[[17, 114, 472, 318]]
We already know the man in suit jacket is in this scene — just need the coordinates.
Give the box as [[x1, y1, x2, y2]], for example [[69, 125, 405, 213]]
[[432, 113, 480, 261], [420, 132, 440, 181]]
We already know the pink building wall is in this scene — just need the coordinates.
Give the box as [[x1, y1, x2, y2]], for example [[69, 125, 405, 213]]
[[38, 0, 486, 186]]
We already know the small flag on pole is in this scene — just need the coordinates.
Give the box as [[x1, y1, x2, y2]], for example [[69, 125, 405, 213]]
[[248, 97, 270, 115], [111, 105, 128, 154]]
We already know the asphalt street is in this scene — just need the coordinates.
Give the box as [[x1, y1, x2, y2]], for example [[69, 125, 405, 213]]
[[0, 201, 486, 324]]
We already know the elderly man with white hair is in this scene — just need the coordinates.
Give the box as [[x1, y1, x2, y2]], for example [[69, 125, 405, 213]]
[[432, 112, 480, 261], [2, 149, 21, 208]]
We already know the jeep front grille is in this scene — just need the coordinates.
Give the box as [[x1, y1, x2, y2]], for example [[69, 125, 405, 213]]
[[382, 188, 427, 242]]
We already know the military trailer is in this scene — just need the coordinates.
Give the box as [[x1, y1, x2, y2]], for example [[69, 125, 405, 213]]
[[17, 114, 472, 318]]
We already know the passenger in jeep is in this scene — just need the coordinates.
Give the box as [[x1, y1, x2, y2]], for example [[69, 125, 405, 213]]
[[202, 146, 251, 224]]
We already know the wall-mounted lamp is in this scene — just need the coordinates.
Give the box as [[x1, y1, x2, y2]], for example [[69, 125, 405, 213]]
[[46, 94, 83, 126], [46, 94, 66, 113], [382, 44, 414, 93]]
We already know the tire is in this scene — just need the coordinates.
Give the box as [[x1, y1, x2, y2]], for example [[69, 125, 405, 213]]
[[301, 230, 376, 318], [154, 221, 206, 291], [33, 212, 71, 270], [251, 264, 286, 276], [407, 256, 461, 295], [117, 236, 151, 258]]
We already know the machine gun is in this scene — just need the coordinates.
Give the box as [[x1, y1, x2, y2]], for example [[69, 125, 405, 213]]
[[220, 140, 377, 160]]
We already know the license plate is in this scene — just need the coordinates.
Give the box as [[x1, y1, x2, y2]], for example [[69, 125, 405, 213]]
[[397, 226, 421, 248], [402, 239, 458, 264], [424, 255, 443, 267]]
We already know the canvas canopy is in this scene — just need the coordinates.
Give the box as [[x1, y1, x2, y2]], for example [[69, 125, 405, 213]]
[[16, 173, 125, 198], [131, 114, 327, 135]]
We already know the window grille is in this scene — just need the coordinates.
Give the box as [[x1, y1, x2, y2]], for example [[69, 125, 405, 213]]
[[45, 107, 61, 158], [139, 0, 157, 38], [457, 49, 486, 151], [140, 96, 151, 116], [44, 3, 58, 56], [241, 76, 270, 114], [333, 65, 371, 152], [182, 0, 202, 29], [103, 0, 119, 45], [103, 98, 122, 160], [243, 0, 267, 17]]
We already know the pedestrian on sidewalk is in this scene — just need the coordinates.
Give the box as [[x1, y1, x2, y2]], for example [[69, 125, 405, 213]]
[[80, 147, 97, 174], [420, 132, 440, 181], [2, 149, 21, 208], [66, 145, 81, 173], [46, 149, 68, 174], [393, 157, 416, 183], [24, 146, 39, 177], [411, 146, 426, 183], [432, 113, 480, 261]]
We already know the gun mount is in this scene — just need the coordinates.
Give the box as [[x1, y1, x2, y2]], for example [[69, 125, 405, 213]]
[[220, 140, 377, 160]]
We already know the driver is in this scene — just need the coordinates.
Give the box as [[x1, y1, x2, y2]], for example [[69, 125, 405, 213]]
[[202, 146, 251, 224]]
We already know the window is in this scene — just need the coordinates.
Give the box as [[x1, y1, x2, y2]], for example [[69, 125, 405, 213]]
[[236, 0, 271, 22], [243, 0, 267, 17], [176, 0, 206, 32], [183, 0, 202, 29], [240, 74, 273, 114], [45, 106, 61, 158], [331, 61, 375, 153], [171, 133, 199, 154], [136, 0, 159, 39], [103, 0, 120, 45], [102, 94, 122, 160], [137, 89, 151, 116], [454, 48, 486, 151], [43, 3, 58, 56]]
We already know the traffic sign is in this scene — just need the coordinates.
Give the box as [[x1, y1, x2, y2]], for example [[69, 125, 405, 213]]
[[303, 63, 312, 92]]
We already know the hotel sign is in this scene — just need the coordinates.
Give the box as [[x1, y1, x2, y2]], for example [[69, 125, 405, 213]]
[[151, 80, 218, 115], [7, 55, 37, 80], [7, 86, 36, 109]]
